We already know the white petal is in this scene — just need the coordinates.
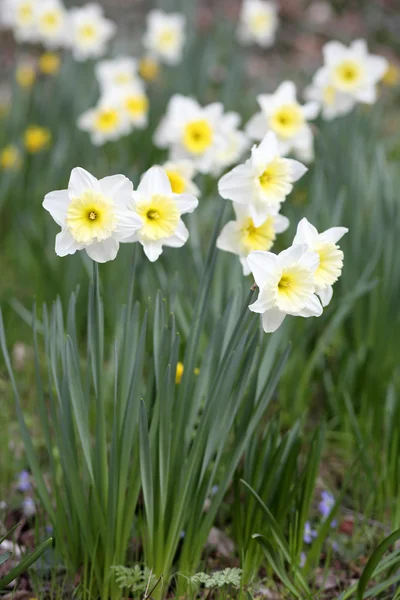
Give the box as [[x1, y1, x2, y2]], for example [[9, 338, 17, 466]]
[[55, 229, 80, 257], [356, 86, 377, 104], [218, 163, 253, 203], [302, 101, 320, 120], [323, 41, 347, 66], [163, 220, 189, 248], [173, 193, 198, 214], [285, 158, 308, 182], [295, 294, 323, 318], [216, 221, 241, 254], [68, 167, 100, 197], [274, 214, 290, 234], [249, 289, 276, 314], [85, 237, 119, 263], [99, 174, 133, 205], [261, 307, 286, 333], [367, 56, 389, 82], [247, 251, 278, 288], [278, 244, 308, 267], [43, 190, 70, 227], [350, 39, 368, 57], [248, 202, 272, 228], [319, 226, 348, 244], [251, 132, 280, 169], [318, 286, 333, 307], [293, 218, 319, 246], [275, 81, 297, 103], [138, 166, 172, 196], [114, 206, 143, 241], [142, 240, 164, 262], [299, 250, 320, 273], [245, 112, 267, 140], [240, 257, 251, 276]]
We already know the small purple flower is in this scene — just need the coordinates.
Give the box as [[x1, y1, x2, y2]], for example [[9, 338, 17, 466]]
[[17, 470, 31, 493], [318, 491, 337, 527], [299, 552, 306, 568], [22, 497, 36, 517], [303, 521, 317, 544], [211, 485, 219, 496]]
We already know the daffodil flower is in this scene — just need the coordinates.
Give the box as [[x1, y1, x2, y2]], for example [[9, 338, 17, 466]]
[[293, 218, 348, 307], [217, 204, 289, 275], [67, 3, 116, 61], [143, 10, 186, 65], [218, 132, 307, 226], [78, 98, 131, 145], [238, 0, 279, 48], [35, 0, 67, 49], [43, 168, 142, 263], [123, 166, 198, 262], [248, 244, 322, 333], [162, 160, 200, 195], [304, 68, 356, 120], [95, 57, 141, 95], [246, 81, 319, 161]]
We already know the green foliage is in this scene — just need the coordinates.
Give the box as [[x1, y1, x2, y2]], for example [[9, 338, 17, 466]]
[[110, 565, 156, 595], [189, 567, 243, 589]]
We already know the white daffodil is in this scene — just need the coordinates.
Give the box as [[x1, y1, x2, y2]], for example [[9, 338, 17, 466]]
[[123, 166, 198, 262], [103, 84, 150, 129], [217, 204, 289, 275], [43, 168, 142, 263], [218, 132, 307, 226], [304, 67, 356, 120], [154, 94, 225, 174], [293, 218, 347, 307], [210, 112, 249, 177], [246, 81, 319, 160], [143, 10, 186, 65], [238, 0, 278, 48], [3, 0, 37, 42], [67, 3, 116, 61], [35, 0, 67, 49], [248, 244, 322, 333], [322, 39, 388, 104], [78, 98, 131, 146], [161, 160, 200, 195], [95, 57, 141, 95]]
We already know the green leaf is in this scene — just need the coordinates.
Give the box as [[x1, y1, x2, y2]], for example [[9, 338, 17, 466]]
[[356, 528, 400, 600], [0, 538, 53, 591]]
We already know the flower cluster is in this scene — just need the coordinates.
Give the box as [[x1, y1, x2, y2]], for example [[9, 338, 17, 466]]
[[1, 1, 116, 58], [217, 131, 347, 332], [154, 95, 249, 176], [238, 0, 279, 48], [305, 40, 389, 120]]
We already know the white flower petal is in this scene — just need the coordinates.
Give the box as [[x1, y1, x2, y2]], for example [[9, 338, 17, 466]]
[[318, 286, 333, 307], [85, 237, 119, 263], [138, 166, 172, 196], [69, 167, 100, 197], [278, 244, 308, 267], [299, 250, 320, 273], [295, 294, 323, 318], [274, 214, 290, 234], [319, 226, 348, 244], [43, 189, 70, 227], [163, 220, 189, 248], [367, 55, 388, 82], [356, 86, 377, 104], [251, 132, 280, 169], [247, 250, 278, 288], [216, 221, 241, 254], [99, 174, 133, 204], [218, 163, 253, 203], [245, 111, 267, 140], [285, 158, 308, 182], [55, 229, 80, 256], [323, 40, 347, 66], [114, 206, 143, 241], [293, 218, 319, 246], [173, 193, 198, 214], [142, 240, 164, 262], [261, 307, 286, 333], [302, 101, 320, 120]]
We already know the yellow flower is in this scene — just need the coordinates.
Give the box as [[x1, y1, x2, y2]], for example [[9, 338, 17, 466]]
[[269, 104, 305, 139], [183, 119, 213, 154], [165, 169, 186, 194], [0, 145, 21, 170], [65, 191, 117, 244], [176, 361, 184, 384], [24, 126, 51, 153], [139, 56, 160, 82], [135, 195, 180, 241], [16, 65, 36, 89], [39, 52, 61, 76], [382, 63, 400, 87]]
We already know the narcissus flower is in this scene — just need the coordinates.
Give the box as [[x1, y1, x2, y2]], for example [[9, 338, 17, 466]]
[[43, 167, 142, 263], [24, 126, 51, 153], [238, 0, 278, 48], [246, 81, 319, 161], [293, 218, 347, 307], [210, 112, 249, 176], [162, 160, 200, 195], [67, 3, 116, 61], [247, 244, 322, 333], [105, 85, 150, 129], [0, 145, 21, 170], [2, 0, 37, 42], [39, 52, 61, 75], [143, 10, 186, 65], [95, 57, 141, 94], [139, 55, 160, 82], [155, 95, 237, 174], [322, 40, 388, 104], [123, 166, 198, 262], [218, 132, 307, 225], [217, 204, 289, 275], [35, 0, 67, 48], [78, 99, 131, 145], [304, 68, 355, 120], [16, 63, 36, 88]]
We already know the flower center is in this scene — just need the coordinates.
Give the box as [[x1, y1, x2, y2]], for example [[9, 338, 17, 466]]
[[333, 60, 363, 91], [275, 265, 314, 313], [0, 146, 20, 170], [314, 242, 344, 290], [124, 95, 149, 117], [258, 158, 291, 198], [183, 119, 213, 154], [40, 11, 62, 32], [17, 2, 33, 24], [165, 170, 186, 194], [95, 109, 120, 132], [270, 104, 305, 139], [79, 24, 97, 42], [323, 85, 336, 106], [24, 127, 51, 153], [249, 12, 270, 34], [136, 195, 180, 241], [158, 29, 176, 50], [66, 191, 117, 244], [240, 217, 275, 253]]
